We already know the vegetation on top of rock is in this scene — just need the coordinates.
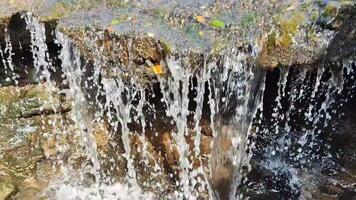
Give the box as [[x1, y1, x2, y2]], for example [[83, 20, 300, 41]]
[[275, 12, 305, 47]]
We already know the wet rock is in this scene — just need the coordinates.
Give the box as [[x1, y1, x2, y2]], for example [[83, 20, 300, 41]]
[[93, 122, 110, 153], [0, 116, 45, 176], [318, 184, 343, 196], [60, 28, 167, 84], [129, 133, 174, 194], [0, 82, 79, 199], [325, 4, 356, 63], [258, 2, 355, 69], [162, 132, 180, 167], [0, 83, 70, 118], [0, 17, 9, 42]]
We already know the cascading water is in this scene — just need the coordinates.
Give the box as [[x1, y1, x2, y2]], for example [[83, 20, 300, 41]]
[[0, 12, 355, 200], [245, 61, 356, 199], [0, 29, 18, 85], [208, 49, 266, 200]]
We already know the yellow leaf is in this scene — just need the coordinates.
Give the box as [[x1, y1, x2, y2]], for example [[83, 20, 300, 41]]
[[152, 64, 163, 75], [196, 15, 205, 23]]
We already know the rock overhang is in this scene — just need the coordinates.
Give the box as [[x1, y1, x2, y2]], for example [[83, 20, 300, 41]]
[[0, 0, 355, 75]]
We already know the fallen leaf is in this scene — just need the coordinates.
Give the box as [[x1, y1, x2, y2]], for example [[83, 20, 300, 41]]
[[196, 15, 205, 23], [151, 64, 163, 75]]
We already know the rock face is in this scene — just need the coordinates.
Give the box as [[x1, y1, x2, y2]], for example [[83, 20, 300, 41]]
[[0, 83, 215, 199], [0, 83, 81, 199], [1, 1, 354, 71], [0, 84, 69, 118]]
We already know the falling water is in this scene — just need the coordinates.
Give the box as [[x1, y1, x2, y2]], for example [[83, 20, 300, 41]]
[[23, 13, 53, 84], [0, 13, 265, 199], [1, 12, 355, 200], [248, 61, 356, 198], [209, 49, 266, 200], [57, 32, 103, 190], [0, 28, 18, 85]]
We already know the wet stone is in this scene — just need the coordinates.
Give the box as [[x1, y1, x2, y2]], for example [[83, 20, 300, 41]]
[[0, 83, 70, 118]]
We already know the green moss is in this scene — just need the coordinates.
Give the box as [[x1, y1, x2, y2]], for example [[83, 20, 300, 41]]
[[105, 0, 129, 8], [300, 2, 312, 11], [240, 13, 256, 28], [276, 12, 305, 47], [280, 13, 303, 35], [310, 11, 320, 21], [0, 87, 20, 103], [111, 18, 122, 25], [152, 8, 167, 19], [267, 31, 277, 48], [76, 0, 102, 9], [315, 0, 325, 7], [322, 3, 337, 18], [209, 19, 225, 29], [110, 14, 131, 26], [0, 84, 54, 118], [24, 85, 50, 99]]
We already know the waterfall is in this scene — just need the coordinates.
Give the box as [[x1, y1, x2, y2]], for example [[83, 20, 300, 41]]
[[0, 13, 268, 199], [1, 12, 355, 200]]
